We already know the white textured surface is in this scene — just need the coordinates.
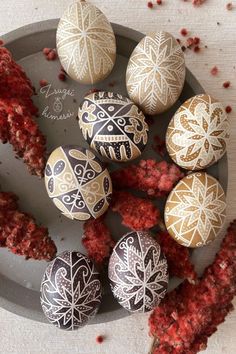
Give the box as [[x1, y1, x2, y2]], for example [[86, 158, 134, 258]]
[[0, 1, 236, 353]]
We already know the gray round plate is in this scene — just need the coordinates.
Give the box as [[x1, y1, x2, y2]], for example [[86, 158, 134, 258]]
[[0, 20, 228, 324]]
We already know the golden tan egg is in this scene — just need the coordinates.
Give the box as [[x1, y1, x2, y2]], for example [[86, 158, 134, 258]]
[[164, 172, 226, 248]]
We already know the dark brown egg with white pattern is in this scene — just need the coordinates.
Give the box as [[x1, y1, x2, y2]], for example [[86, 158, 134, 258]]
[[108, 231, 169, 313], [78, 91, 149, 162], [44, 145, 112, 221], [40, 251, 102, 330]]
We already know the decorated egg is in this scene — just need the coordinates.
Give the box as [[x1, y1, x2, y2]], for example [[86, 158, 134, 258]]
[[40, 251, 102, 330], [166, 94, 229, 170], [108, 231, 169, 313], [126, 31, 186, 115], [45, 146, 112, 221], [78, 91, 149, 162], [56, 1, 116, 84], [164, 172, 226, 248]]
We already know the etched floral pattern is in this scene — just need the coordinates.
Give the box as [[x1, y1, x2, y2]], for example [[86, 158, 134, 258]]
[[166, 94, 229, 170], [108, 231, 169, 313], [40, 251, 102, 330], [126, 31, 185, 115], [45, 146, 112, 220], [56, 1, 116, 84], [165, 173, 226, 248]]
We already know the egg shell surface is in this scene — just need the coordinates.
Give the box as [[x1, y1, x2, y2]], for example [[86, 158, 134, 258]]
[[164, 172, 226, 248], [56, 1, 116, 84], [108, 231, 169, 313], [78, 91, 149, 162], [126, 31, 186, 115], [166, 94, 229, 171], [40, 251, 102, 330], [45, 145, 112, 221]]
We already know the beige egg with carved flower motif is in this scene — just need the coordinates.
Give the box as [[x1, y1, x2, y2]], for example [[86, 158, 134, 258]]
[[166, 94, 229, 170], [164, 172, 226, 248], [126, 31, 186, 115], [56, 1, 116, 84]]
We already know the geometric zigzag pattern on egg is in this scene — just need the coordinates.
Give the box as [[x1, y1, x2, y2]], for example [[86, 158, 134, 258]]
[[40, 251, 102, 330], [166, 94, 230, 170], [165, 173, 227, 248], [108, 231, 169, 313], [56, 1, 116, 84], [78, 91, 149, 162], [126, 31, 186, 115], [45, 146, 112, 221]]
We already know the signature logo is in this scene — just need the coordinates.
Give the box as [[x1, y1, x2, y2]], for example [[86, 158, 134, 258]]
[[40, 84, 75, 120]]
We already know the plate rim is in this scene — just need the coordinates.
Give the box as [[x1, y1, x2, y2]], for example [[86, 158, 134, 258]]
[[0, 19, 228, 325]]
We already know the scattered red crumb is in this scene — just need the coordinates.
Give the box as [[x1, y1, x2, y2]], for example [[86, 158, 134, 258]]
[[152, 135, 166, 157], [58, 73, 66, 82], [108, 80, 117, 87], [225, 105, 232, 113], [111, 159, 184, 198], [210, 66, 219, 76], [0, 39, 4, 46], [186, 37, 194, 47], [193, 45, 200, 53], [226, 2, 233, 10], [96, 335, 104, 344], [42, 47, 57, 61], [155, 231, 197, 281], [147, 1, 153, 8], [223, 81, 231, 88], [85, 88, 100, 96], [149, 220, 236, 354], [193, 37, 200, 45], [180, 28, 188, 37], [156, 0, 162, 4], [112, 191, 160, 231], [0, 46, 46, 177], [82, 216, 115, 266], [39, 79, 48, 87], [192, 0, 206, 5], [42, 47, 51, 55], [0, 192, 57, 260]]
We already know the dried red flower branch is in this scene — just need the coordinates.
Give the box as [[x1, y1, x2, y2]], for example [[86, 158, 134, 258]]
[[149, 220, 236, 354], [0, 192, 57, 260], [82, 216, 115, 265], [0, 47, 46, 177], [156, 231, 197, 281], [111, 159, 184, 197], [0, 98, 46, 177], [111, 191, 160, 230]]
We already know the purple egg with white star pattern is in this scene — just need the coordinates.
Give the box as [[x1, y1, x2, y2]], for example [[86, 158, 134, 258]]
[[78, 91, 149, 162], [108, 231, 169, 313], [40, 251, 102, 330]]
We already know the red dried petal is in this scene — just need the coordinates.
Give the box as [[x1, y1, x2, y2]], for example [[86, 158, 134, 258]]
[[0, 192, 56, 260], [111, 159, 184, 197], [112, 191, 160, 230], [156, 231, 197, 281], [82, 216, 115, 266], [149, 220, 236, 353], [0, 47, 46, 177]]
